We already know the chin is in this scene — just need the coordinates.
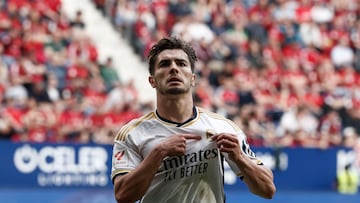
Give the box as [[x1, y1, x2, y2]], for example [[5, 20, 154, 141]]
[[166, 89, 185, 94], [165, 87, 188, 94]]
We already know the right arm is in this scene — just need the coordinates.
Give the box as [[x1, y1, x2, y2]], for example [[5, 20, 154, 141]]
[[114, 146, 167, 203], [113, 134, 201, 203]]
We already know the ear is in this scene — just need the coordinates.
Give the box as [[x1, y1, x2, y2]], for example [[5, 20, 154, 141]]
[[191, 74, 196, 87], [149, 76, 156, 88]]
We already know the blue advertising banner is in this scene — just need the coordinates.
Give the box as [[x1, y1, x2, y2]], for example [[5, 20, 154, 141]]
[[0, 141, 358, 191], [0, 141, 113, 188], [224, 147, 338, 190]]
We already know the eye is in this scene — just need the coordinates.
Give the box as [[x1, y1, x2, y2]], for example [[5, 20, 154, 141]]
[[175, 60, 188, 67], [178, 62, 187, 67], [158, 60, 170, 68]]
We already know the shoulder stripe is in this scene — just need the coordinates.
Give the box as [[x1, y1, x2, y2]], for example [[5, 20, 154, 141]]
[[114, 112, 155, 141]]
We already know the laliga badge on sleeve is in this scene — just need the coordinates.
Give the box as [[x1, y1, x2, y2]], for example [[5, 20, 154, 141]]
[[114, 150, 128, 167]]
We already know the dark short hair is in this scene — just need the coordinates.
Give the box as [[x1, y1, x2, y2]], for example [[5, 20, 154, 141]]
[[147, 37, 197, 75]]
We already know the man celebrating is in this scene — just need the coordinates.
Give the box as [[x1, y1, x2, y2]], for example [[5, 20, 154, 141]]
[[111, 37, 276, 203]]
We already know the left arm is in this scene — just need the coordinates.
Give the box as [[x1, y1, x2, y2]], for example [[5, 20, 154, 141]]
[[212, 133, 276, 199]]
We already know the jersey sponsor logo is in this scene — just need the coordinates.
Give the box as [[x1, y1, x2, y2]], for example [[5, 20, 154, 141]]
[[162, 148, 219, 181], [163, 149, 219, 170]]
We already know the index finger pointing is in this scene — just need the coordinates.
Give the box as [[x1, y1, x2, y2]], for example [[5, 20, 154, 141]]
[[183, 134, 202, 140]]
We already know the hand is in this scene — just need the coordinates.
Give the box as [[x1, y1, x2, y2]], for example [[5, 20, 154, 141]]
[[158, 134, 202, 156], [212, 133, 241, 161]]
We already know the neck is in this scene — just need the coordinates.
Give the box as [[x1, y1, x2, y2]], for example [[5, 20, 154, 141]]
[[156, 94, 194, 123]]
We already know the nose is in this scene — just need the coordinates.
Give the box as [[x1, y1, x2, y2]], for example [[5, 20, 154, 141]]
[[169, 61, 179, 74]]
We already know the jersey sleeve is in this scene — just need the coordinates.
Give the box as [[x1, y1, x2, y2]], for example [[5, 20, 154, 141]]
[[224, 131, 263, 179], [111, 136, 142, 183]]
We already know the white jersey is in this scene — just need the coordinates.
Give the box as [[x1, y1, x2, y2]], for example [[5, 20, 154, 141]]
[[111, 107, 262, 203]]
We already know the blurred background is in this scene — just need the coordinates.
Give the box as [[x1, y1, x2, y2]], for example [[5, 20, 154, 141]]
[[0, 0, 359, 202]]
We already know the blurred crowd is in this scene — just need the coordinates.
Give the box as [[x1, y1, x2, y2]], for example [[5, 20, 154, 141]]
[[93, 0, 360, 149], [0, 0, 143, 144], [1, 0, 360, 150]]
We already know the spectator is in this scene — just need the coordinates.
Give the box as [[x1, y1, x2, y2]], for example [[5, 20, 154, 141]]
[[318, 110, 343, 148], [343, 126, 359, 148], [330, 35, 355, 68], [46, 72, 61, 102], [171, 12, 215, 44], [276, 105, 319, 147], [209, 13, 229, 36], [99, 56, 121, 92], [113, 0, 137, 41], [28, 80, 51, 103], [213, 73, 240, 118], [169, 0, 192, 18], [246, 39, 264, 68], [57, 95, 89, 142], [352, 19, 360, 72], [245, 9, 267, 44], [70, 10, 86, 29]]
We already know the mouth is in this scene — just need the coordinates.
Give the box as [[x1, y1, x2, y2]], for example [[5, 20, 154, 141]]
[[167, 77, 182, 84]]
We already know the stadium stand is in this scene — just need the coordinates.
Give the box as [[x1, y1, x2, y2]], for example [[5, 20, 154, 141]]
[[0, 0, 359, 151], [91, 0, 360, 150], [0, 0, 151, 144]]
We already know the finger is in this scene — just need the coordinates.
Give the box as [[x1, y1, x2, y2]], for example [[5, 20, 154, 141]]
[[213, 133, 237, 142], [211, 134, 219, 141], [217, 139, 238, 148], [183, 134, 202, 140], [178, 141, 186, 147], [219, 146, 233, 153]]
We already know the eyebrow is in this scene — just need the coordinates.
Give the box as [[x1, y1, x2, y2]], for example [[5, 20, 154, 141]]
[[158, 58, 188, 65]]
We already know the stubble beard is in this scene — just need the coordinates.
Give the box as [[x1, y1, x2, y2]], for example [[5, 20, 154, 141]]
[[163, 87, 187, 95], [158, 85, 191, 95]]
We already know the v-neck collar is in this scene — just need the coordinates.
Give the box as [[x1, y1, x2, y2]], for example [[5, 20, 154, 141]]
[[155, 106, 197, 127]]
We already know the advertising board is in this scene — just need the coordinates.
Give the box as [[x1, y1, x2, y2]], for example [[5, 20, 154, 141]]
[[0, 141, 358, 191]]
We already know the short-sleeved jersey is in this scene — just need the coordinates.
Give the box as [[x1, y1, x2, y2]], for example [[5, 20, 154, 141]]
[[111, 107, 262, 203]]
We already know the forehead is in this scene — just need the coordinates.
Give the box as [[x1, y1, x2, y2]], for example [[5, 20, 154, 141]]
[[156, 49, 189, 63]]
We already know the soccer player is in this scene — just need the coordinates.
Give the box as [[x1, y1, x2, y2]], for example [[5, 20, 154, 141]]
[[111, 37, 276, 203]]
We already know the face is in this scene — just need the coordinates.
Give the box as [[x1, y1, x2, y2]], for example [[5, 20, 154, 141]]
[[149, 49, 196, 95]]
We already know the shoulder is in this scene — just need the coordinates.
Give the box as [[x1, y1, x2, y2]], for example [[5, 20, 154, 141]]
[[114, 111, 155, 141], [197, 107, 241, 132]]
